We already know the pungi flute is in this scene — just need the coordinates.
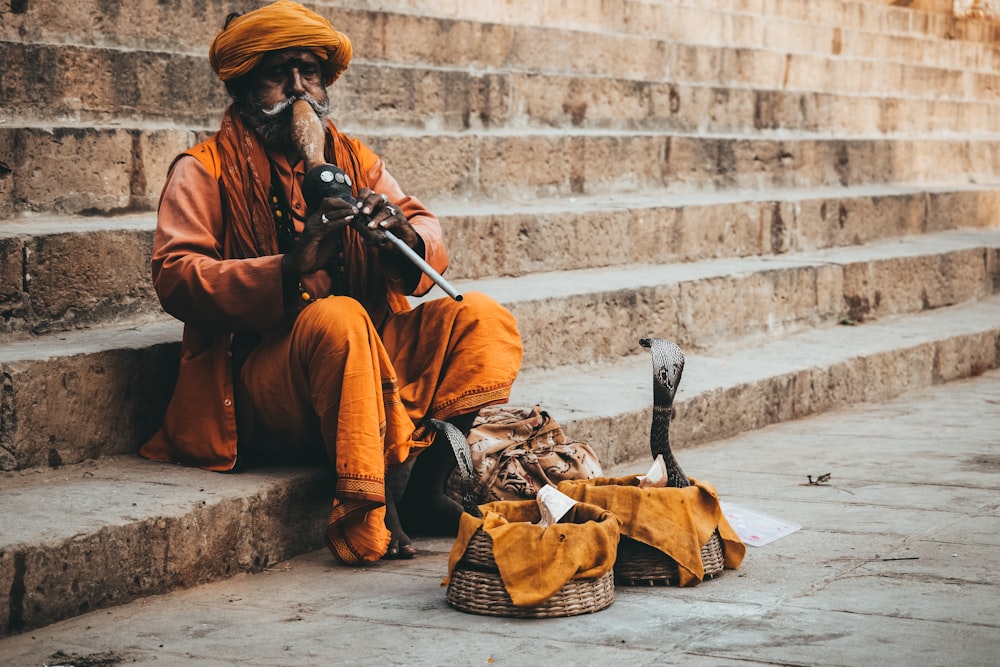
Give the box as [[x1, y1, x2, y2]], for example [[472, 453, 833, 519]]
[[291, 99, 463, 301]]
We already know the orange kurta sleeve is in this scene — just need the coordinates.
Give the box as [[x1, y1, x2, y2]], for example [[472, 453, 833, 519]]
[[152, 152, 287, 333], [142, 146, 293, 470]]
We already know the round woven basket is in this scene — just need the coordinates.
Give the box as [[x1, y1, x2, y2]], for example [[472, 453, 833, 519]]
[[615, 530, 725, 586], [448, 527, 615, 617], [455, 526, 500, 570], [447, 567, 615, 618]]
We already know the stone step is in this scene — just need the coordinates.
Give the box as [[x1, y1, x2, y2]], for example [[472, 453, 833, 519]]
[[0, 318, 181, 473], [507, 292, 1000, 468], [442, 185, 1000, 280], [3, 186, 997, 336], [0, 214, 160, 337], [336, 0, 1000, 70], [3, 228, 997, 472], [0, 456, 331, 638], [2, 292, 998, 636], [5, 126, 1000, 219], [5, 0, 997, 75], [5, 18, 997, 105], [334, 0, 1000, 49], [5, 6, 1000, 125], [452, 228, 1000, 369], [758, 0, 985, 41], [5, 41, 1000, 137]]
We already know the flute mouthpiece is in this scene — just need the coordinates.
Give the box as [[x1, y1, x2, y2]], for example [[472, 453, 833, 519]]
[[291, 99, 326, 171]]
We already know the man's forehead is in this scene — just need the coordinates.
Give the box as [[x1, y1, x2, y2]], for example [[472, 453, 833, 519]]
[[259, 48, 321, 66]]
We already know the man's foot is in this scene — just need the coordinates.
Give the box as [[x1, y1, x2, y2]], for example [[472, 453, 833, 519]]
[[384, 539, 416, 559], [384, 500, 416, 559], [384, 460, 417, 559]]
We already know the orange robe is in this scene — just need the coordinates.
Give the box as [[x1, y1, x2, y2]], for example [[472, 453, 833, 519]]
[[140, 112, 522, 563]]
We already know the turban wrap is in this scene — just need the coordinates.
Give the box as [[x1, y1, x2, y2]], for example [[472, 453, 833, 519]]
[[209, 0, 352, 85]]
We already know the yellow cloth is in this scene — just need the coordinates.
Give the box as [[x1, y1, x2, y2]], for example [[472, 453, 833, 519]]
[[558, 476, 746, 586], [445, 500, 620, 607], [209, 0, 352, 85]]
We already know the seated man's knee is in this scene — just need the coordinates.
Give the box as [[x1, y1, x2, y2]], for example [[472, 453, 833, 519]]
[[454, 291, 521, 352], [294, 296, 370, 337], [290, 296, 375, 354], [453, 291, 497, 318]]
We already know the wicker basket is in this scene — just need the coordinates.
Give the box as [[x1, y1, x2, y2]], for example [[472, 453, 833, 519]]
[[615, 529, 725, 586], [447, 525, 616, 618]]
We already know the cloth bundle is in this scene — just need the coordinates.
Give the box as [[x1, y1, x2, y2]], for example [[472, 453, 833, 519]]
[[444, 406, 603, 506]]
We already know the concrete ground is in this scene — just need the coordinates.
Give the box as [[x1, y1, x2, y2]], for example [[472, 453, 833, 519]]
[[2, 371, 998, 667]]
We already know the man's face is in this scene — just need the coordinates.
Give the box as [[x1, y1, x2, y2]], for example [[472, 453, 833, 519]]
[[237, 48, 331, 148]]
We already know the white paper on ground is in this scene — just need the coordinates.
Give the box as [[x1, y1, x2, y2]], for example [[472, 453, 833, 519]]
[[720, 501, 801, 547]]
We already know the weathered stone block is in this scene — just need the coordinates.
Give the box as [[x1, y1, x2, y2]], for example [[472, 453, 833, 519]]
[[0, 236, 25, 331], [669, 201, 768, 261], [860, 344, 938, 403], [675, 264, 842, 348], [364, 134, 475, 199], [25, 229, 157, 333], [842, 248, 994, 322], [454, 208, 633, 276], [509, 288, 653, 369], [934, 330, 1000, 382], [518, 73, 653, 130], [0, 340, 179, 472], [629, 206, 684, 265], [791, 359, 868, 419], [356, 11, 516, 70], [0, 127, 133, 215]]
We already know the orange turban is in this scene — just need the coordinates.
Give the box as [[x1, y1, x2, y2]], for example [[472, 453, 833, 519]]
[[209, 0, 352, 85]]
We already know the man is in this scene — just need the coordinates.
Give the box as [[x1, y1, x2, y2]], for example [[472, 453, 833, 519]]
[[140, 0, 523, 564]]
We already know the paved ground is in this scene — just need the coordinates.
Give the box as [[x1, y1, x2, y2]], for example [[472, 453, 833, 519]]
[[2, 370, 999, 667]]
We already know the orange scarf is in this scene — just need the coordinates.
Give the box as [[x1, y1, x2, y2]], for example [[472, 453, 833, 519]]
[[214, 106, 393, 314]]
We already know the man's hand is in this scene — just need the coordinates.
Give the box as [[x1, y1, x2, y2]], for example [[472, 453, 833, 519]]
[[356, 188, 420, 252], [281, 196, 356, 278]]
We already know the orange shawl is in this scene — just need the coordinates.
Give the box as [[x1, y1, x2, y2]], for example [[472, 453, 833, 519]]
[[214, 105, 411, 319]]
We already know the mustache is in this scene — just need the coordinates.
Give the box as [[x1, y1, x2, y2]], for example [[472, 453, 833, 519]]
[[260, 93, 330, 117]]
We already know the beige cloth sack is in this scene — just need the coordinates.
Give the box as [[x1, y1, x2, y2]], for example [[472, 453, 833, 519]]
[[445, 406, 603, 505]]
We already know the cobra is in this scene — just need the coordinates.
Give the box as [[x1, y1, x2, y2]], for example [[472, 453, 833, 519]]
[[639, 337, 691, 489]]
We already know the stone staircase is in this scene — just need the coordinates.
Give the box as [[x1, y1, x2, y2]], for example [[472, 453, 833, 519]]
[[2, 0, 999, 638]]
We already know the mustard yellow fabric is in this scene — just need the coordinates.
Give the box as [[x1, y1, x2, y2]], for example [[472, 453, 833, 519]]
[[445, 500, 620, 607], [209, 0, 352, 85], [558, 476, 746, 586]]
